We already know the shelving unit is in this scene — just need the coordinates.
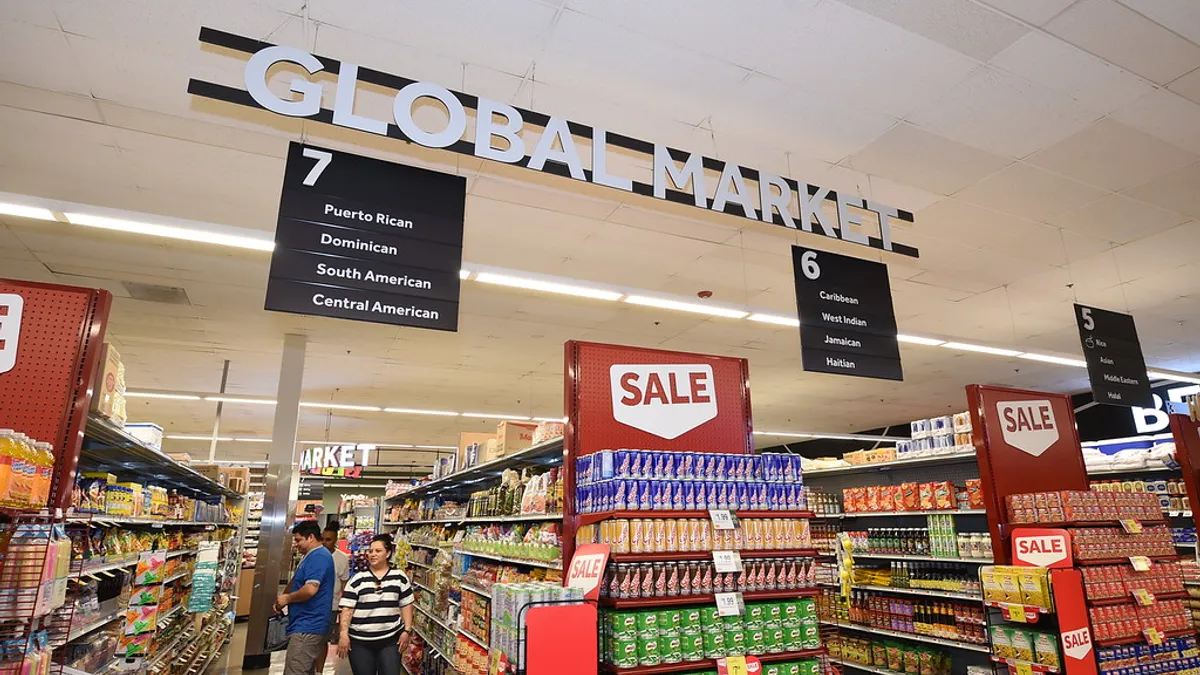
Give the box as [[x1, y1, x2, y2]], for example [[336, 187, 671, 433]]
[[821, 621, 991, 653]]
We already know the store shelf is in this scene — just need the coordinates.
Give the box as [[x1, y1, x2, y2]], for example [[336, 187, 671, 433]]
[[804, 452, 977, 476], [167, 548, 199, 558], [600, 588, 821, 609], [388, 437, 564, 502], [1095, 628, 1194, 647], [1087, 590, 1189, 606], [1087, 465, 1174, 476], [410, 542, 444, 551], [991, 657, 1060, 673], [412, 624, 452, 664], [578, 510, 814, 527], [81, 414, 240, 498], [610, 549, 820, 564], [462, 583, 491, 598], [66, 609, 122, 643], [414, 603, 456, 634], [851, 585, 982, 602], [458, 550, 563, 570], [158, 602, 186, 624], [982, 600, 1052, 619], [822, 621, 991, 652], [458, 628, 488, 650], [66, 514, 233, 527], [164, 569, 191, 584], [392, 513, 564, 526], [1075, 554, 1179, 566], [413, 581, 434, 594], [601, 648, 827, 675], [850, 553, 993, 564], [76, 558, 138, 577], [834, 659, 911, 675], [841, 509, 987, 518], [1011, 519, 1167, 528], [406, 559, 432, 570]]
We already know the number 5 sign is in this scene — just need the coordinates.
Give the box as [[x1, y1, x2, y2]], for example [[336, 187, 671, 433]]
[[0, 293, 23, 374]]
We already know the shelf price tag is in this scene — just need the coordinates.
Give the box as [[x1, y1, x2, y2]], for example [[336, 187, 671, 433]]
[[1144, 627, 1163, 645], [1013, 662, 1033, 675], [715, 592, 746, 617], [1132, 588, 1156, 606], [1119, 519, 1143, 534], [709, 509, 739, 531], [713, 550, 743, 573], [1183, 648, 1199, 658], [1129, 555, 1153, 572], [1003, 604, 1029, 623]]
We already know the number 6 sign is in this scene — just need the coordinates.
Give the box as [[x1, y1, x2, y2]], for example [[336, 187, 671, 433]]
[[0, 293, 23, 374]]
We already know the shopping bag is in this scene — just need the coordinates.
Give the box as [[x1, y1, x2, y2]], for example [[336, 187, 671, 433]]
[[265, 613, 289, 652]]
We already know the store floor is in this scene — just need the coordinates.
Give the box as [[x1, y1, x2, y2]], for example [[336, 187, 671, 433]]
[[210, 623, 351, 675]]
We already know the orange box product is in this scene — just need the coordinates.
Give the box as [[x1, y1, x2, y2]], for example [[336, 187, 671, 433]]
[[931, 481, 955, 510], [852, 487, 868, 513], [901, 483, 919, 511], [841, 488, 855, 513], [918, 483, 935, 510], [865, 487, 881, 513], [965, 479, 984, 509]]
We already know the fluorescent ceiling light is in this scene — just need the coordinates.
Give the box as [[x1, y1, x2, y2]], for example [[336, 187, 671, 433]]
[[0, 203, 55, 221], [462, 413, 531, 420], [748, 314, 800, 327], [205, 396, 277, 405], [166, 434, 232, 441], [126, 392, 203, 401], [474, 272, 623, 301], [383, 408, 459, 417], [897, 334, 945, 346], [753, 431, 817, 438], [1019, 353, 1087, 368], [1149, 371, 1200, 385], [624, 295, 749, 319], [414, 445, 457, 450], [65, 212, 275, 252], [232, 438, 272, 443], [299, 402, 383, 412], [460, 269, 471, 279], [941, 342, 1023, 357], [753, 430, 909, 442], [211, 460, 269, 467], [532, 417, 566, 423]]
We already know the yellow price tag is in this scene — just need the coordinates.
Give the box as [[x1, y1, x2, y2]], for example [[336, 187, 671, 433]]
[[1014, 661, 1033, 675], [721, 656, 749, 675], [1120, 519, 1144, 534], [1132, 588, 1156, 606], [1130, 555, 1153, 571], [1144, 627, 1163, 645], [1006, 604, 1028, 623], [1183, 648, 1199, 658]]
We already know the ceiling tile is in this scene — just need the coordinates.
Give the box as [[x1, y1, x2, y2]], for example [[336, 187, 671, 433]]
[[989, 32, 1156, 116], [975, 0, 1076, 25], [1109, 89, 1200, 155], [1045, 0, 1200, 85], [836, 0, 1028, 60], [1112, 221, 1200, 280], [954, 162, 1108, 221], [1123, 162, 1200, 219], [1051, 194, 1191, 244], [0, 21, 89, 96], [1026, 119, 1199, 191], [1168, 68, 1200, 106], [906, 65, 1102, 158], [915, 197, 1070, 265], [1117, 0, 1200, 45], [843, 123, 1013, 195]]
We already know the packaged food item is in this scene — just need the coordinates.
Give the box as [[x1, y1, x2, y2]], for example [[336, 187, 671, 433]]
[[1010, 628, 1033, 662], [1034, 632, 1060, 669], [991, 626, 1014, 659], [1018, 568, 1050, 609]]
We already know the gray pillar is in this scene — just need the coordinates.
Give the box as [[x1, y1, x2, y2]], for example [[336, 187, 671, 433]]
[[243, 334, 306, 669]]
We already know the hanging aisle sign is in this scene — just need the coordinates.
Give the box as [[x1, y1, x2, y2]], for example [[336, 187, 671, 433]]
[[791, 246, 902, 381], [265, 142, 465, 331], [189, 27, 919, 259], [1073, 304, 1152, 408]]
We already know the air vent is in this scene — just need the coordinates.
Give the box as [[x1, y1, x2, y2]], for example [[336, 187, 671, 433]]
[[122, 281, 192, 305]]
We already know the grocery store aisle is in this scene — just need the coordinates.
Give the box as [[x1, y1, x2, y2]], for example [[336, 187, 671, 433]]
[[209, 624, 350, 675]]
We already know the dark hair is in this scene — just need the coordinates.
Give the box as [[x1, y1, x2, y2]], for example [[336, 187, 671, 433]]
[[371, 534, 396, 555], [323, 523, 339, 535], [293, 520, 321, 540]]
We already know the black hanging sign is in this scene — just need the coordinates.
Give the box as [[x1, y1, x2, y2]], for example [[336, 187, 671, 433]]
[[1073, 303, 1153, 407], [265, 142, 465, 331], [791, 246, 903, 381], [298, 479, 324, 501]]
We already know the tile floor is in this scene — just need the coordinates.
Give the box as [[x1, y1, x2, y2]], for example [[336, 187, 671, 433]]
[[208, 623, 351, 675]]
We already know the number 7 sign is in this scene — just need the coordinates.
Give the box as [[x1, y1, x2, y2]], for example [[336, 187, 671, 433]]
[[0, 293, 23, 374]]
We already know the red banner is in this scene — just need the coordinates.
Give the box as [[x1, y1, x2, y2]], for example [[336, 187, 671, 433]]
[[1011, 528, 1072, 568], [1050, 568, 1098, 675], [565, 544, 610, 601]]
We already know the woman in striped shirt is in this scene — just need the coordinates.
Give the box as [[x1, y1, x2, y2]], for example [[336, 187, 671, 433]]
[[336, 534, 415, 674]]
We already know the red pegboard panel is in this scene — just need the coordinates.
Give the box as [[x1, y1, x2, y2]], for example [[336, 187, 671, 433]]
[[0, 279, 111, 510]]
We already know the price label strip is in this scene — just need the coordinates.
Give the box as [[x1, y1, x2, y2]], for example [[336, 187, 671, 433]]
[[1119, 519, 1143, 534], [1129, 555, 1153, 572], [1002, 604, 1030, 623], [718, 656, 749, 675], [1132, 588, 1156, 606], [713, 550, 743, 573], [1014, 662, 1033, 675], [714, 592, 745, 617], [709, 509, 739, 531], [1144, 627, 1164, 646]]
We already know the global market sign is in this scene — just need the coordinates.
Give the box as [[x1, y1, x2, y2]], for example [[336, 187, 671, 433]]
[[189, 27, 918, 259]]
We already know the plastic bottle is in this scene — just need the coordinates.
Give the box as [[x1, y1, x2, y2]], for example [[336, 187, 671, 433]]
[[10, 433, 32, 508], [35, 442, 54, 508], [0, 430, 14, 506]]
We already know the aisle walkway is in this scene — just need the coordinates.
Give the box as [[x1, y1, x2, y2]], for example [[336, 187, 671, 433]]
[[208, 623, 350, 675]]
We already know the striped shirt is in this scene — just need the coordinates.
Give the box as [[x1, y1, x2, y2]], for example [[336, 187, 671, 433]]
[[339, 567, 414, 642]]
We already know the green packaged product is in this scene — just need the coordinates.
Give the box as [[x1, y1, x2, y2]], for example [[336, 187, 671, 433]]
[[745, 603, 767, 628], [702, 630, 726, 659], [762, 666, 782, 675], [609, 637, 639, 669], [801, 624, 820, 649], [635, 611, 659, 637], [699, 606, 721, 631], [726, 629, 746, 654], [797, 659, 821, 675], [780, 662, 801, 675], [723, 614, 745, 632], [610, 611, 638, 641], [766, 626, 786, 654], [680, 607, 701, 633], [745, 628, 765, 654], [660, 634, 682, 664], [657, 609, 681, 634], [764, 602, 783, 627], [680, 632, 703, 662], [638, 636, 662, 667], [784, 626, 804, 652], [758, 627, 776, 654]]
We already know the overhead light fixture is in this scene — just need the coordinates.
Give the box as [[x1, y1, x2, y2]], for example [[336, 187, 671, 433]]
[[413, 445, 457, 449], [64, 213, 275, 252], [126, 392, 203, 401], [532, 416, 566, 423], [1149, 371, 1200, 385], [205, 396, 277, 405], [941, 342, 1023, 357], [299, 402, 383, 412], [1019, 353, 1087, 368], [474, 272, 624, 301], [460, 269, 471, 280], [232, 438, 273, 443], [383, 408, 460, 417], [752, 431, 816, 439], [753, 430, 909, 442], [897, 334, 945, 346], [748, 314, 800, 327], [211, 460, 269, 467], [166, 434, 232, 441], [0, 203, 56, 221], [462, 413, 531, 420], [624, 295, 749, 319]]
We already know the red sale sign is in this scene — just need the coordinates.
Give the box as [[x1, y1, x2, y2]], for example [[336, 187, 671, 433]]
[[565, 544, 610, 600], [1012, 528, 1072, 568]]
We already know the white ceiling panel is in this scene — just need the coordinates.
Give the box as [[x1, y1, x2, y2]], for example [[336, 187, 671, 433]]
[[1046, 0, 1200, 85], [975, 0, 1077, 26], [1123, 162, 1200, 219], [954, 162, 1109, 221], [844, 123, 1013, 195], [0, 20, 89, 96], [1026, 119, 1199, 191], [1110, 89, 1200, 155], [1117, 0, 1200, 45], [1169, 68, 1200, 106], [1051, 194, 1191, 244], [835, 0, 1028, 61]]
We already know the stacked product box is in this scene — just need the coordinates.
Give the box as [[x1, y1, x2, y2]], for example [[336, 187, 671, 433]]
[[842, 479, 984, 513], [1006, 490, 1163, 523], [601, 599, 820, 668], [1095, 635, 1200, 674], [576, 451, 804, 513], [576, 517, 810, 554], [902, 412, 973, 458], [489, 582, 583, 673]]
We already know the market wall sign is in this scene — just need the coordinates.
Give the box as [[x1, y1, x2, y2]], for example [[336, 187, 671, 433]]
[[298, 443, 374, 478], [189, 27, 919, 259]]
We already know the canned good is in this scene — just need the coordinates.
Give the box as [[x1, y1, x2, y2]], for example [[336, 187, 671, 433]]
[[637, 636, 661, 666], [657, 609, 681, 634], [660, 634, 682, 664], [634, 611, 658, 637], [679, 608, 701, 633], [785, 625, 804, 651], [609, 638, 639, 669], [766, 627, 785, 654], [702, 630, 726, 659], [726, 629, 745, 654], [745, 628, 765, 654], [610, 611, 638, 640], [699, 606, 721, 631], [679, 632, 703, 662], [764, 602, 783, 627]]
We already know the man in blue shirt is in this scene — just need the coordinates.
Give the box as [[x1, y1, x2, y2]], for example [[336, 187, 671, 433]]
[[275, 520, 335, 675]]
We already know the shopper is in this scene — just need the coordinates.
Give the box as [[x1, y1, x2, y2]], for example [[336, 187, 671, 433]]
[[336, 534, 415, 675], [316, 524, 351, 674], [276, 520, 336, 675]]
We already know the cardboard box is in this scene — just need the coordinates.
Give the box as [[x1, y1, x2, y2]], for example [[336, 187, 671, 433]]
[[90, 343, 127, 425], [496, 420, 538, 457], [481, 438, 502, 463], [458, 432, 496, 469]]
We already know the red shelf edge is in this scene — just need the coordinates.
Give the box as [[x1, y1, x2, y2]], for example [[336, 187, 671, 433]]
[[599, 588, 821, 609], [1075, 554, 1180, 566], [1093, 627, 1193, 647], [1086, 590, 1190, 606], [1008, 520, 1168, 528], [601, 648, 827, 675]]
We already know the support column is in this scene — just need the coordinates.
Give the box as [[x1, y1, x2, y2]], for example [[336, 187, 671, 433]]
[[243, 333, 306, 670]]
